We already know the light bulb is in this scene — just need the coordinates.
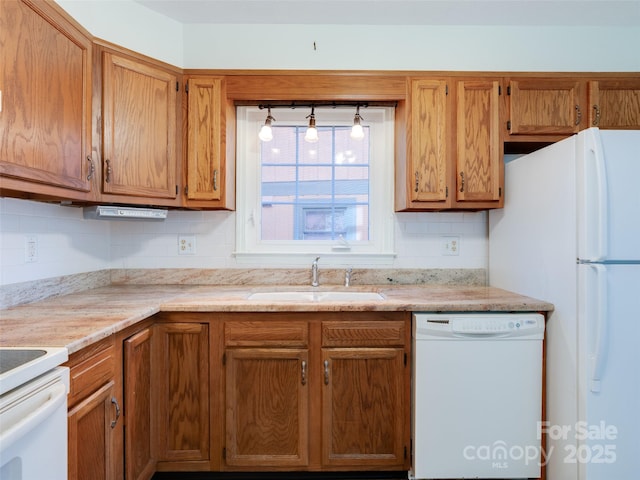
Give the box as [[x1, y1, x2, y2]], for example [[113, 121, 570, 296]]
[[350, 123, 364, 140], [305, 108, 319, 143], [258, 124, 273, 142], [350, 106, 364, 140], [258, 108, 275, 142], [305, 126, 319, 143]]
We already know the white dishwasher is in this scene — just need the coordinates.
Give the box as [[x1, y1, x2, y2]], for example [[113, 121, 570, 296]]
[[411, 313, 545, 480]]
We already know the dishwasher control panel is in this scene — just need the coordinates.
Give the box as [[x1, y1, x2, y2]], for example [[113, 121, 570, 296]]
[[413, 313, 545, 339]]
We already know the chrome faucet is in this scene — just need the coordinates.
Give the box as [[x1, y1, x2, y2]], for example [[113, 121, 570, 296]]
[[311, 256, 320, 287], [345, 268, 352, 287]]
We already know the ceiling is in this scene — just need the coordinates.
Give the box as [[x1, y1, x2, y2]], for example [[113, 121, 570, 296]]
[[134, 0, 640, 26]]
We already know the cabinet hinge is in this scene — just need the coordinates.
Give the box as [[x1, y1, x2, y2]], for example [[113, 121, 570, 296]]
[[498, 85, 502, 95], [404, 352, 408, 366], [222, 353, 226, 365], [184, 185, 189, 196], [499, 187, 502, 197], [222, 447, 226, 459], [507, 85, 511, 95], [185, 82, 189, 93], [445, 186, 449, 198], [175, 185, 178, 196], [506, 120, 511, 131], [176, 81, 179, 92], [445, 84, 449, 95]]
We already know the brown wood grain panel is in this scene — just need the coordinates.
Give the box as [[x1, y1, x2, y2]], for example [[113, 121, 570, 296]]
[[225, 320, 309, 347], [0, 0, 92, 193], [589, 79, 640, 129], [321, 321, 405, 347]]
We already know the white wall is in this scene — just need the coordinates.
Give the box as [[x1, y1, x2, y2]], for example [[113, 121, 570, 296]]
[[3, 1, 636, 286], [0, 199, 110, 285]]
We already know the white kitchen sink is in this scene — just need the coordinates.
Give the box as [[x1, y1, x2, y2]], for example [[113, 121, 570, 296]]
[[246, 290, 385, 302]]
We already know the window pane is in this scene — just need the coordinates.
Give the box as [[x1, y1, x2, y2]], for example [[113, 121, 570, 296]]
[[260, 123, 370, 242]]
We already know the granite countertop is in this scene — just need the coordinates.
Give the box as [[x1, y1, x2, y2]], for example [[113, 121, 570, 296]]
[[0, 283, 553, 354]]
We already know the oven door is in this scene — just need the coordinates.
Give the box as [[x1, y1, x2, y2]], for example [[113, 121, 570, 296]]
[[0, 367, 69, 480]]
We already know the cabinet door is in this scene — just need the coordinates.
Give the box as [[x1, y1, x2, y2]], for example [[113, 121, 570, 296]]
[[124, 327, 155, 480], [68, 381, 119, 480], [455, 79, 503, 206], [102, 52, 177, 199], [225, 348, 309, 468], [408, 79, 450, 205], [154, 323, 209, 464], [508, 79, 585, 135], [321, 348, 406, 468], [589, 79, 640, 129], [0, 0, 92, 193], [186, 77, 225, 202]]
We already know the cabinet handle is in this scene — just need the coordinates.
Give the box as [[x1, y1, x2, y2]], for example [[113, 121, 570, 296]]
[[213, 169, 218, 191], [592, 105, 601, 126], [110, 397, 120, 429], [105, 159, 112, 184], [414, 171, 419, 193], [86, 156, 95, 181], [324, 360, 330, 385], [575, 105, 582, 126], [459, 171, 465, 193], [301, 360, 307, 386]]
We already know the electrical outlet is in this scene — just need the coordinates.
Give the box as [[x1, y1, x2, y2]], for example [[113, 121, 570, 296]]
[[178, 235, 196, 255], [25, 235, 38, 263], [442, 236, 460, 256]]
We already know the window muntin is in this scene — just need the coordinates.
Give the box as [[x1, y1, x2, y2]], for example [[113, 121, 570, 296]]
[[260, 125, 369, 241]]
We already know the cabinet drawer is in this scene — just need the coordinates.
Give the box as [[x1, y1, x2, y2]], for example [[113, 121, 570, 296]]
[[322, 321, 406, 347], [67, 342, 116, 407], [225, 321, 308, 347]]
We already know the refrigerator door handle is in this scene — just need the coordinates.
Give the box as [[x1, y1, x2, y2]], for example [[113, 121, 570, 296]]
[[589, 263, 608, 392], [586, 128, 609, 261]]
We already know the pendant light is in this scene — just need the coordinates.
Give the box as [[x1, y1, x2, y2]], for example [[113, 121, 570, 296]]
[[305, 107, 319, 143], [350, 105, 364, 140], [258, 108, 275, 142]]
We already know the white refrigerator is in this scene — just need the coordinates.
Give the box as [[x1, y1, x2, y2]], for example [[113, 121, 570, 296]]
[[489, 127, 640, 480]]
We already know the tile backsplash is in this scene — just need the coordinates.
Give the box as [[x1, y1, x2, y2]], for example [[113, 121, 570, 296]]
[[0, 197, 488, 286]]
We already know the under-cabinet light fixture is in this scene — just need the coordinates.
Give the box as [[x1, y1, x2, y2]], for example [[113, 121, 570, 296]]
[[350, 105, 364, 140], [258, 107, 275, 142]]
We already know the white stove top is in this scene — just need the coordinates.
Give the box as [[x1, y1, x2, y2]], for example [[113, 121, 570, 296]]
[[0, 347, 68, 396]]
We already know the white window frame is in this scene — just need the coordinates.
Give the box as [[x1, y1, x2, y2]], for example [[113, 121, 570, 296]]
[[234, 106, 396, 266]]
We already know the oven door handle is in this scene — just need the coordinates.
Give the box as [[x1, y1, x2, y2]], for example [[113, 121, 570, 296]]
[[0, 381, 66, 451]]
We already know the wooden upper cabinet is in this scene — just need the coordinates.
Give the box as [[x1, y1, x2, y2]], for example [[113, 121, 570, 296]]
[[589, 78, 640, 129], [400, 78, 450, 210], [507, 78, 586, 135], [101, 52, 178, 200], [454, 79, 503, 207], [185, 76, 234, 209], [0, 0, 93, 196]]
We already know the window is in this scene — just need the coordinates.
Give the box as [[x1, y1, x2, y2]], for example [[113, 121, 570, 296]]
[[235, 106, 395, 265]]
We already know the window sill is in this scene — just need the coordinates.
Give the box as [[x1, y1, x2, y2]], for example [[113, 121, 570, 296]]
[[233, 252, 397, 266]]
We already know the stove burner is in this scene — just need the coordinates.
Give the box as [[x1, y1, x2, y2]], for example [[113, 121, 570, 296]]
[[0, 349, 47, 375]]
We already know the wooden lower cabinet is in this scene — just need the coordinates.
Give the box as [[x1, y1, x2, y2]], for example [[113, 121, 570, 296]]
[[321, 347, 406, 467], [221, 312, 411, 472], [123, 327, 155, 480], [66, 337, 122, 480], [225, 348, 309, 468], [153, 321, 210, 470]]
